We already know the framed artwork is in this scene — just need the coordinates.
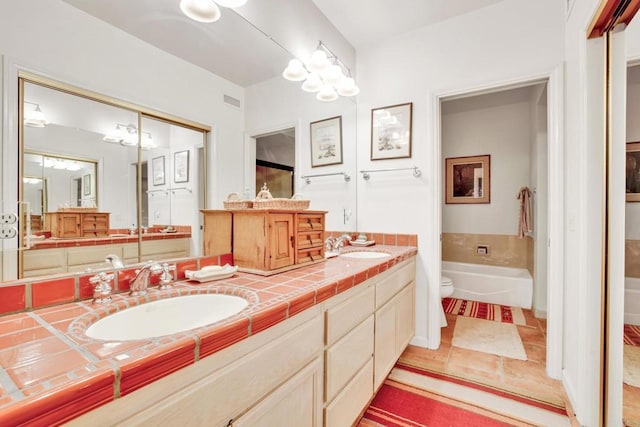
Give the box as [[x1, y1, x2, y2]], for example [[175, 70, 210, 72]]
[[174, 150, 190, 183], [445, 155, 491, 204], [371, 102, 413, 160], [310, 116, 343, 167], [151, 156, 165, 186], [82, 174, 91, 196], [626, 142, 640, 202]]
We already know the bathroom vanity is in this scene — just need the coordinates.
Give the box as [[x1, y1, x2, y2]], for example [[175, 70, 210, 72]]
[[65, 253, 416, 427], [44, 210, 110, 238]]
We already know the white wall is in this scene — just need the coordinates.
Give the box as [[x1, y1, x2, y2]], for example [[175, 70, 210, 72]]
[[354, 0, 564, 358], [0, 0, 246, 277], [245, 76, 357, 231], [441, 89, 532, 235]]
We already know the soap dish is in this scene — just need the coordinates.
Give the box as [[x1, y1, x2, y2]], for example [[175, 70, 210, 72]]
[[350, 240, 375, 247], [185, 264, 238, 282]]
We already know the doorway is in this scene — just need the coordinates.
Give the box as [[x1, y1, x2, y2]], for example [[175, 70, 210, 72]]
[[254, 128, 295, 198], [429, 78, 563, 402]]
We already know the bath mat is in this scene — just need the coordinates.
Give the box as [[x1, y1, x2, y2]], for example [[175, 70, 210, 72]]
[[443, 297, 526, 325], [358, 379, 530, 427], [452, 316, 527, 360], [624, 345, 640, 388], [624, 324, 640, 347]]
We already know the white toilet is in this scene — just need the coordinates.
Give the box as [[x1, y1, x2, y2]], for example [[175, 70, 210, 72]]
[[440, 276, 454, 327]]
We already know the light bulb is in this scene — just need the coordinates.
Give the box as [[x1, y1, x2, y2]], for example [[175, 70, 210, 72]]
[[301, 73, 322, 92], [307, 49, 329, 73], [316, 84, 338, 102], [282, 59, 308, 81], [180, 0, 221, 23], [337, 77, 360, 97], [324, 64, 344, 86]]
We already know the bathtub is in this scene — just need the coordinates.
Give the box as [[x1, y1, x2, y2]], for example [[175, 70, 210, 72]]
[[442, 261, 533, 309], [625, 277, 640, 326]]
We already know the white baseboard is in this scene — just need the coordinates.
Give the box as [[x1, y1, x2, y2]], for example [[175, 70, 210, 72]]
[[534, 308, 547, 319], [410, 335, 432, 349]]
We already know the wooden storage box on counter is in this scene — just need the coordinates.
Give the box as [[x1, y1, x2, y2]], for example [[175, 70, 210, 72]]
[[44, 211, 110, 238], [201, 209, 326, 275]]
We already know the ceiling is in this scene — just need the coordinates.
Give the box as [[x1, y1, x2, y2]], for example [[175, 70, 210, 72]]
[[62, 0, 504, 88]]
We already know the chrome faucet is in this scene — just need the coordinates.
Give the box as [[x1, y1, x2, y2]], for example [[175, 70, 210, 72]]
[[325, 234, 352, 251], [105, 254, 124, 269], [90, 272, 114, 304], [130, 261, 163, 296], [333, 233, 352, 250]]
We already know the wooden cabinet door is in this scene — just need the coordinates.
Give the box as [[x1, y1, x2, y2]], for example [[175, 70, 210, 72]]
[[58, 213, 81, 238], [395, 282, 415, 355], [374, 297, 397, 390], [232, 358, 322, 427], [269, 213, 294, 269]]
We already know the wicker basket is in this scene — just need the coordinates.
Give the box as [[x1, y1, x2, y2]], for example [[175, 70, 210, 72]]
[[223, 192, 253, 210], [253, 190, 310, 210]]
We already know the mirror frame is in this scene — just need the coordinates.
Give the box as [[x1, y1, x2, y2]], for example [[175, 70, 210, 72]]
[[17, 71, 211, 278]]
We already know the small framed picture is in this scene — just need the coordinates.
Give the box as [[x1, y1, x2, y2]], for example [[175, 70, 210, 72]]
[[174, 150, 190, 183], [83, 174, 91, 196], [310, 116, 343, 167], [626, 142, 640, 202], [371, 102, 413, 160], [445, 155, 491, 204], [152, 156, 165, 186]]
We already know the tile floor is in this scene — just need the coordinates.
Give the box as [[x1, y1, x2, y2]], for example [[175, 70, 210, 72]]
[[625, 381, 640, 426], [396, 309, 582, 426]]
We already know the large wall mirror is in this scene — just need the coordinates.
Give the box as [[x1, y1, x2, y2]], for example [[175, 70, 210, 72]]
[[18, 76, 209, 277]]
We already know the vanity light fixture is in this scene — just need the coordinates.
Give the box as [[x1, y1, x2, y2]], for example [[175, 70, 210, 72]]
[[282, 41, 359, 102], [179, 0, 247, 23], [24, 101, 49, 128], [103, 123, 156, 149]]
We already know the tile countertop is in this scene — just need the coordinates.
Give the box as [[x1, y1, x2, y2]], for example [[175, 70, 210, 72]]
[[0, 245, 417, 426], [28, 232, 191, 250]]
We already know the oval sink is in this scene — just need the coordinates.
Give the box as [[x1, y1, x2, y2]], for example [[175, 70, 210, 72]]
[[85, 294, 248, 341], [340, 251, 390, 259]]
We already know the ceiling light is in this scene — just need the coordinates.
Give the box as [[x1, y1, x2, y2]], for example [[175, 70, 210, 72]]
[[282, 41, 359, 102], [282, 59, 308, 81], [307, 49, 329, 73], [180, 0, 221, 23], [24, 102, 49, 128], [301, 73, 322, 92], [316, 84, 338, 102]]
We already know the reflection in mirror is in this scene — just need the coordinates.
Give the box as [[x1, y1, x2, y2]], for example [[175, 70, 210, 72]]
[[140, 116, 205, 258], [19, 78, 208, 278], [624, 63, 640, 424]]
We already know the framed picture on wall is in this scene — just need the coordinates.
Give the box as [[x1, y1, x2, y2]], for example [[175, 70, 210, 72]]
[[445, 155, 491, 204], [310, 116, 343, 167], [174, 150, 189, 183], [626, 142, 640, 202], [152, 156, 165, 186], [371, 102, 413, 160], [82, 174, 91, 196]]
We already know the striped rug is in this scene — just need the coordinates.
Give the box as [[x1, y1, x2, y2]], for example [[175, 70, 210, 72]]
[[624, 324, 640, 347], [442, 297, 526, 325], [359, 379, 535, 427]]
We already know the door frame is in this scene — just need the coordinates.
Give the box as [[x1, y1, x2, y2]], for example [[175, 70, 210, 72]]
[[428, 66, 564, 378]]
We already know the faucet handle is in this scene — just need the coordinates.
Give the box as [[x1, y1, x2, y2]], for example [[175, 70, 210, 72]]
[[90, 272, 114, 304], [158, 263, 176, 290]]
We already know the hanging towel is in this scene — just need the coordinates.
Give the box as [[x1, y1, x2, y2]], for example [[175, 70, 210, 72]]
[[517, 187, 532, 239]]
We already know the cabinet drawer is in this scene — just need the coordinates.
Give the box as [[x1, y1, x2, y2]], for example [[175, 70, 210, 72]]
[[297, 214, 324, 231], [325, 315, 374, 403], [324, 357, 373, 427], [297, 230, 324, 249], [297, 247, 324, 264], [326, 285, 374, 346], [376, 259, 416, 309]]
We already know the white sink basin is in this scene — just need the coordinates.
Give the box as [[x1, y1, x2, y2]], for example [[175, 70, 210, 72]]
[[340, 251, 390, 259], [85, 294, 248, 341]]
